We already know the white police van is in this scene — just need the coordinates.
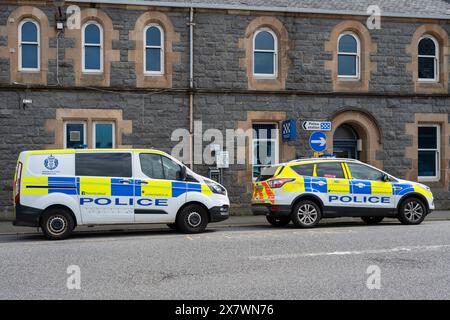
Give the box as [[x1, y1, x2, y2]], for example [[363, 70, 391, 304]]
[[252, 158, 435, 228], [13, 149, 229, 239]]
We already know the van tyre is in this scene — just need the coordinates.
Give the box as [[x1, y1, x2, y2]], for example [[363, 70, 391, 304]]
[[361, 216, 384, 224], [176, 204, 208, 234], [291, 200, 321, 228], [40, 207, 75, 240], [266, 216, 290, 227], [398, 197, 427, 225]]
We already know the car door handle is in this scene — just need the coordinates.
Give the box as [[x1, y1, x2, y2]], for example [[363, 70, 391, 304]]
[[119, 179, 132, 184], [355, 183, 366, 188], [137, 180, 148, 185], [314, 181, 326, 186], [393, 187, 402, 191]]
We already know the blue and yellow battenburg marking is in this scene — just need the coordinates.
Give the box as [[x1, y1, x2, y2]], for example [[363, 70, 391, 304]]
[[22, 176, 213, 197]]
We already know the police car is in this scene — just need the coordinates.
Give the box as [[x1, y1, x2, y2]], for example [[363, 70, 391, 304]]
[[13, 149, 229, 240], [252, 158, 434, 228]]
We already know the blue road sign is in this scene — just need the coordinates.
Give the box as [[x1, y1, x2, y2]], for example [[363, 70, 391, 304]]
[[309, 132, 327, 152], [282, 119, 297, 142]]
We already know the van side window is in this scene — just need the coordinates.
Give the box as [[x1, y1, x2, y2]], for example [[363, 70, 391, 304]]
[[315, 162, 345, 179], [140, 153, 165, 179], [161, 156, 182, 180], [75, 153, 132, 177], [291, 164, 314, 177]]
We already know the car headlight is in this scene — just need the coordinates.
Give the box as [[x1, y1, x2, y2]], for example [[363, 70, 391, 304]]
[[206, 181, 227, 195]]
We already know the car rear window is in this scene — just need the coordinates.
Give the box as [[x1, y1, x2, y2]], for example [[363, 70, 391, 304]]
[[75, 153, 132, 177], [291, 164, 314, 177], [256, 166, 282, 181], [315, 162, 345, 179]]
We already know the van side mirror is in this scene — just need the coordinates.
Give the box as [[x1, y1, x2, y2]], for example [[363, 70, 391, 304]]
[[178, 165, 187, 181]]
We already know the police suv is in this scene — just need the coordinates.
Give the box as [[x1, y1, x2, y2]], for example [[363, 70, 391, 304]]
[[13, 149, 230, 239], [252, 158, 434, 227]]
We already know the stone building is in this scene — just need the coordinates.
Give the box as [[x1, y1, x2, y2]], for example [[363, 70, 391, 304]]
[[1, 0, 450, 219]]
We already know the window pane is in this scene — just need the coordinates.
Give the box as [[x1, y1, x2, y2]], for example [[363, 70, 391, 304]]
[[21, 21, 37, 42], [254, 52, 274, 74], [418, 151, 437, 177], [161, 156, 182, 180], [95, 123, 113, 149], [21, 44, 38, 69], [66, 123, 84, 149], [253, 140, 275, 166], [418, 57, 435, 79], [146, 26, 161, 46], [75, 153, 132, 177], [84, 24, 100, 44], [253, 123, 276, 139], [338, 34, 357, 53], [338, 55, 357, 76], [84, 46, 101, 70], [418, 126, 437, 149], [347, 163, 384, 181], [255, 31, 274, 50], [315, 162, 345, 179], [292, 164, 315, 177], [418, 38, 436, 56], [140, 153, 164, 179], [145, 48, 161, 72]]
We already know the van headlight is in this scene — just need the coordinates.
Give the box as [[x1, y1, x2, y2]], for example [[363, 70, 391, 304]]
[[206, 181, 227, 195]]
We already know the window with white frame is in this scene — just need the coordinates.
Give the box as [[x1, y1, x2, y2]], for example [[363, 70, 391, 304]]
[[418, 36, 438, 81], [93, 121, 115, 149], [82, 22, 103, 73], [64, 122, 86, 149], [252, 123, 279, 179], [144, 24, 164, 74], [337, 32, 360, 79], [418, 125, 440, 181], [253, 29, 277, 77], [19, 19, 40, 71]]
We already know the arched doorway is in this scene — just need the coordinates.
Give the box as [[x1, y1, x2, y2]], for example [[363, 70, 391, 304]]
[[333, 124, 360, 159]]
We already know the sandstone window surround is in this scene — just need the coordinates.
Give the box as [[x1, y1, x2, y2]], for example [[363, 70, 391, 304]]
[[239, 17, 289, 91], [45, 109, 132, 150], [65, 8, 119, 87], [406, 25, 449, 94], [1, 6, 56, 85], [325, 20, 377, 92], [129, 11, 180, 88]]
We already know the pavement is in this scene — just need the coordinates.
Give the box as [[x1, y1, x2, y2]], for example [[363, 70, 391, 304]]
[[0, 214, 450, 299], [1, 210, 450, 236]]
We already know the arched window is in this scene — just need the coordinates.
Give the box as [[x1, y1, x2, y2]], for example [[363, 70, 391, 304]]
[[418, 36, 438, 81], [253, 29, 277, 77], [144, 24, 164, 74], [19, 19, 39, 71], [82, 22, 103, 72], [337, 32, 360, 78]]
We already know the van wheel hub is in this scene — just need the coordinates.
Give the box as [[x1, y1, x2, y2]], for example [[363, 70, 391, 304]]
[[187, 212, 202, 228], [48, 216, 66, 235]]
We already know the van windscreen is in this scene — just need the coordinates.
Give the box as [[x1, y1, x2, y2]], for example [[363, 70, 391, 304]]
[[75, 153, 132, 177]]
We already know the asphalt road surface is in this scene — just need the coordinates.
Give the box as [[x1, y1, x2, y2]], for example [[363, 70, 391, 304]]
[[1, 219, 450, 300]]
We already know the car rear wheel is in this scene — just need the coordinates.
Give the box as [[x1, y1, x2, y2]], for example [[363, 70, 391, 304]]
[[176, 204, 208, 234], [398, 198, 426, 225], [266, 216, 290, 227], [361, 216, 384, 224], [291, 200, 321, 228], [40, 207, 75, 240]]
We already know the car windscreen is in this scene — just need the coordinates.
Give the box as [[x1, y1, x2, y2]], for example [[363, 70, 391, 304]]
[[256, 166, 282, 181]]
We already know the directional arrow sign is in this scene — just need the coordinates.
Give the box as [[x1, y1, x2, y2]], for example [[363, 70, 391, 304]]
[[309, 132, 327, 152], [302, 121, 332, 131]]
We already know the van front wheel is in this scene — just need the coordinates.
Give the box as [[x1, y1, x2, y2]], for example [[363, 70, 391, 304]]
[[40, 207, 75, 240], [176, 204, 208, 234]]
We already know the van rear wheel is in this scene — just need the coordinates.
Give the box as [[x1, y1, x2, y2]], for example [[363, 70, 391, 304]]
[[176, 204, 208, 234], [40, 207, 74, 240]]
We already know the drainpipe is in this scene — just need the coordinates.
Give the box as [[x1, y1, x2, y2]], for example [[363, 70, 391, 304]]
[[188, 7, 195, 169]]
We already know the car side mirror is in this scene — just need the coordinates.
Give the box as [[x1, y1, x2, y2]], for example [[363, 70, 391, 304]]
[[178, 166, 187, 181], [382, 174, 390, 182]]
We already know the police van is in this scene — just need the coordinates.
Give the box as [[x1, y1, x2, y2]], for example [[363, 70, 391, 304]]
[[252, 158, 434, 227], [13, 149, 230, 239]]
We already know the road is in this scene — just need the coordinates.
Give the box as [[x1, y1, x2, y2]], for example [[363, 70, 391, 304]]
[[1, 219, 450, 300]]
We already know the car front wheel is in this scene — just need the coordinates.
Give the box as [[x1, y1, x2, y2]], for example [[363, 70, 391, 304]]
[[398, 198, 427, 225]]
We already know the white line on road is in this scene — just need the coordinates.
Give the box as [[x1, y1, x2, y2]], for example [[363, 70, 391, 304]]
[[249, 244, 450, 261]]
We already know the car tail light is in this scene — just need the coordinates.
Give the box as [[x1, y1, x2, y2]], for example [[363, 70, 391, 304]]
[[14, 162, 22, 204], [267, 178, 295, 189]]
